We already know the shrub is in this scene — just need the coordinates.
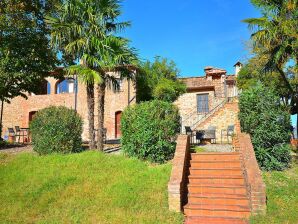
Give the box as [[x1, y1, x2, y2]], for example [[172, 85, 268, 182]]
[[153, 78, 186, 102], [121, 100, 180, 163], [30, 106, 83, 154], [239, 84, 291, 170]]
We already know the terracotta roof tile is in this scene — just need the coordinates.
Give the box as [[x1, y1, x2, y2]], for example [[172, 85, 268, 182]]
[[180, 76, 213, 88]]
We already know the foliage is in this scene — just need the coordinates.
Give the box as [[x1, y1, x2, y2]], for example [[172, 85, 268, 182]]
[[0, 0, 60, 138], [237, 52, 291, 106], [121, 100, 180, 163], [0, 0, 59, 102], [0, 140, 6, 149], [136, 57, 186, 102], [30, 106, 83, 154], [47, 0, 138, 150], [250, 163, 298, 224], [191, 146, 206, 153], [239, 84, 292, 170], [0, 151, 183, 223], [243, 0, 298, 120]]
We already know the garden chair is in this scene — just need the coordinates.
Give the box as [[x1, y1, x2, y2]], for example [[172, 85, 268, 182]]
[[185, 126, 193, 135], [15, 126, 26, 143], [185, 126, 194, 144], [205, 126, 216, 144], [8, 128, 21, 143], [221, 125, 235, 144], [195, 130, 204, 144]]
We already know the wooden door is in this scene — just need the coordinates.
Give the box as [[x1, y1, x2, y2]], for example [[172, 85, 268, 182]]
[[29, 111, 37, 123], [115, 111, 122, 139]]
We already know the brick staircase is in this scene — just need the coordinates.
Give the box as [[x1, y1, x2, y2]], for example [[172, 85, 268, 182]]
[[184, 152, 250, 224]]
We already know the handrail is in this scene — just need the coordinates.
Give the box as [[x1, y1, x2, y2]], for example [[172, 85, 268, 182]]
[[191, 99, 227, 129]]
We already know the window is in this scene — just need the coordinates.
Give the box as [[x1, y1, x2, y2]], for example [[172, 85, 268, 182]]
[[55, 78, 76, 94], [31, 79, 51, 95], [197, 94, 209, 113], [114, 78, 123, 92], [47, 82, 51, 94]]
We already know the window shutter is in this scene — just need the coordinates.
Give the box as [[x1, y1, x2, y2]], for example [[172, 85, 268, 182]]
[[197, 94, 209, 113]]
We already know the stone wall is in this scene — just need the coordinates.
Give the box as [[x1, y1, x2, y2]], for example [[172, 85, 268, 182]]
[[175, 90, 218, 128], [168, 135, 190, 212], [195, 100, 239, 143], [0, 75, 136, 141]]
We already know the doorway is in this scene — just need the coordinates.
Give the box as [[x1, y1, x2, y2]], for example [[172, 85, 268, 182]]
[[115, 111, 122, 139], [29, 111, 37, 123]]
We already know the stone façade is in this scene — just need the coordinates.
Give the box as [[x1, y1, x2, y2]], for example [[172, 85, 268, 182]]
[[0, 73, 136, 141]]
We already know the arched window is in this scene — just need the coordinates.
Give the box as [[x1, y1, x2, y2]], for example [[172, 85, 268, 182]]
[[55, 78, 77, 94], [32, 79, 51, 95]]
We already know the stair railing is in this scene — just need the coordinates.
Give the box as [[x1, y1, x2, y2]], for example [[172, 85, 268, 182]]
[[190, 99, 227, 130]]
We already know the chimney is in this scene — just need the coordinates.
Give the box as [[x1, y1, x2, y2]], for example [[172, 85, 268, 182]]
[[234, 61, 243, 76]]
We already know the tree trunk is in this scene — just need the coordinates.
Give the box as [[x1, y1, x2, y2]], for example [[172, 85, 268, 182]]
[[97, 81, 106, 151], [0, 100, 4, 141], [86, 83, 96, 149]]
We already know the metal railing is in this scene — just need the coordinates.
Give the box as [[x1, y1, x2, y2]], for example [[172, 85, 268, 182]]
[[191, 99, 227, 130]]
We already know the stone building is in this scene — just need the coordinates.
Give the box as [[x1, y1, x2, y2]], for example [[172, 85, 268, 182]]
[[0, 71, 136, 141], [175, 62, 241, 142], [1, 62, 241, 143]]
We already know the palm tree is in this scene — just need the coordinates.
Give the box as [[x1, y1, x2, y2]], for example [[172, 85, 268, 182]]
[[243, 0, 298, 134], [46, 0, 137, 150]]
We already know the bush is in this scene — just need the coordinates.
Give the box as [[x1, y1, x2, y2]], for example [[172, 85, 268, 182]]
[[239, 84, 291, 170], [136, 57, 186, 103], [153, 78, 186, 102], [121, 100, 180, 163], [30, 106, 83, 154]]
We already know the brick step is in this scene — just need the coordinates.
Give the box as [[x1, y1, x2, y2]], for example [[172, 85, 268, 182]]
[[188, 193, 248, 199], [188, 194, 249, 206], [188, 184, 247, 195], [184, 204, 250, 218], [185, 216, 248, 224], [191, 153, 240, 161], [189, 168, 243, 176], [190, 160, 241, 169], [188, 176, 245, 185]]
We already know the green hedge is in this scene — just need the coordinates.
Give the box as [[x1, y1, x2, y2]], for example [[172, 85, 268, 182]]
[[30, 106, 83, 154], [121, 100, 180, 163], [239, 84, 291, 170]]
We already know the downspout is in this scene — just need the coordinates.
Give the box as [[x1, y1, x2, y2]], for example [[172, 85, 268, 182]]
[[128, 78, 130, 105], [74, 73, 78, 112], [0, 99, 4, 140]]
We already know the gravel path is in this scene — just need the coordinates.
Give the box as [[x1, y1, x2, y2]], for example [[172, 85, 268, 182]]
[[0, 145, 33, 154]]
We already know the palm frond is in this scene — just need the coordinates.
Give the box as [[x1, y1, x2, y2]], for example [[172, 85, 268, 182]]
[[242, 17, 269, 31], [66, 64, 103, 85]]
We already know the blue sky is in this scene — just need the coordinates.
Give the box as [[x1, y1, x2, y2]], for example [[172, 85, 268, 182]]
[[120, 0, 297, 125], [120, 0, 260, 77]]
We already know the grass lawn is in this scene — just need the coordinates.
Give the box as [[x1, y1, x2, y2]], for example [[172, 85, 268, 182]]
[[0, 151, 183, 224], [250, 160, 298, 224]]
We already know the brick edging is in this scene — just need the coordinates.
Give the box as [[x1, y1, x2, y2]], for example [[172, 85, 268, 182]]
[[233, 122, 267, 215], [168, 135, 190, 212]]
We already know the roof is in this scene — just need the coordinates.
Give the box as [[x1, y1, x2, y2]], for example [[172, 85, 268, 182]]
[[204, 67, 227, 76], [180, 76, 213, 89], [233, 61, 243, 67]]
